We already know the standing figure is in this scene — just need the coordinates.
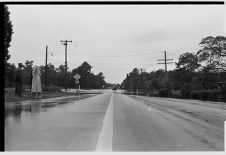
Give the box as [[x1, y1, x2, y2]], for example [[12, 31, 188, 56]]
[[15, 63, 24, 97], [31, 66, 42, 99]]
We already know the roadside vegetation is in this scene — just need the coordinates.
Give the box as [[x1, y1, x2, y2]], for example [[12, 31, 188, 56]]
[[121, 36, 226, 102]]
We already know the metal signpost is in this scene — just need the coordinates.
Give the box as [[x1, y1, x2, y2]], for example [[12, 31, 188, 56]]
[[74, 73, 81, 95]]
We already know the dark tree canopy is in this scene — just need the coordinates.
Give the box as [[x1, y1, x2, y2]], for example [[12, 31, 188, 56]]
[[176, 52, 200, 72], [197, 36, 226, 72], [72, 61, 106, 89], [4, 5, 13, 65]]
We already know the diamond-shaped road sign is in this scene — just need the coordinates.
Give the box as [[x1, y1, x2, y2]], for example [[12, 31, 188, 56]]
[[74, 73, 81, 80]]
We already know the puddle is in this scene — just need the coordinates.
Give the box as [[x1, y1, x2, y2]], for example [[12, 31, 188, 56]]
[[5, 94, 97, 120], [5, 101, 70, 119]]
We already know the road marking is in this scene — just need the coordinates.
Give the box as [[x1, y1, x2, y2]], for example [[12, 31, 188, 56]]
[[95, 93, 113, 152]]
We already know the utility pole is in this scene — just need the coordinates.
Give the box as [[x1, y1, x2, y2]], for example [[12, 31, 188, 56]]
[[157, 51, 173, 81], [45, 45, 48, 88], [138, 68, 146, 74], [61, 40, 72, 92]]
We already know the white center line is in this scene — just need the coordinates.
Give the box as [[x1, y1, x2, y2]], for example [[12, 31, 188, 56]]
[[95, 93, 114, 152]]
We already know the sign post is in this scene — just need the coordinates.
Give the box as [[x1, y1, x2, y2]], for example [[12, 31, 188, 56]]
[[74, 73, 81, 95]]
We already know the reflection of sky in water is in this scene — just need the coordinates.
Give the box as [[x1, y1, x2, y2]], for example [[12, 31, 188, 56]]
[[4, 95, 94, 120], [5, 94, 93, 126], [5, 101, 69, 120]]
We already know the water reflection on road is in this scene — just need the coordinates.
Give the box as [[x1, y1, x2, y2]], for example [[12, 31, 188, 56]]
[[4, 93, 110, 151], [5, 101, 68, 119], [4, 95, 94, 120]]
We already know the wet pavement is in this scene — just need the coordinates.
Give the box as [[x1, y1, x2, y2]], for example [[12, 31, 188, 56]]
[[5, 93, 106, 151], [4, 92, 226, 151]]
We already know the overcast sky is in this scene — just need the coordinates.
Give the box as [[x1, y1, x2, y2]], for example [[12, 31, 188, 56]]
[[8, 5, 225, 84]]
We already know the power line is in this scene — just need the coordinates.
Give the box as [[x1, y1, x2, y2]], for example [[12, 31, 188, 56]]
[[137, 68, 146, 74], [157, 51, 174, 81], [67, 51, 160, 58], [15, 48, 161, 58], [49, 50, 160, 57], [166, 51, 179, 64]]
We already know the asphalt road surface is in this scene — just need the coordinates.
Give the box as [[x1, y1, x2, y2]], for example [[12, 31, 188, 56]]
[[5, 91, 226, 151]]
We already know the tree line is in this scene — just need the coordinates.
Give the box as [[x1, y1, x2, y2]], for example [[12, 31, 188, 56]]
[[121, 36, 226, 101], [5, 61, 114, 90]]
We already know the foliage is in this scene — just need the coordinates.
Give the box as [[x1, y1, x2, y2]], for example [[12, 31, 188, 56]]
[[221, 86, 226, 100], [176, 52, 200, 71], [72, 61, 106, 89], [197, 36, 226, 72], [4, 6, 14, 87], [5, 63, 16, 87], [5, 61, 110, 91], [191, 90, 221, 101], [4, 5, 13, 66], [180, 83, 191, 98], [42, 85, 62, 92], [158, 88, 170, 97], [121, 36, 226, 101]]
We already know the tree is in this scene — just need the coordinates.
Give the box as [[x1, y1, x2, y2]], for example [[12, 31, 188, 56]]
[[56, 65, 66, 87], [5, 63, 16, 87], [71, 62, 107, 89], [176, 52, 200, 71], [197, 36, 226, 72], [4, 5, 13, 66], [43, 63, 58, 86], [96, 72, 105, 89], [72, 61, 92, 88]]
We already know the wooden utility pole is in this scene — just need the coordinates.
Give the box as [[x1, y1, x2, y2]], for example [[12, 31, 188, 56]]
[[45, 45, 48, 88], [164, 51, 167, 80], [138, 68, 146, 74], [61, 40, 72, 92], [157, 51, 173, 81]]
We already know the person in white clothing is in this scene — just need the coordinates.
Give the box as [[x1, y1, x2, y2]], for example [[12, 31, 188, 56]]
[[31, 66, 42, 99]]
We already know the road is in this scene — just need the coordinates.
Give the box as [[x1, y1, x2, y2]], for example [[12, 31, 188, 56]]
[[4, 91, 226, 151]]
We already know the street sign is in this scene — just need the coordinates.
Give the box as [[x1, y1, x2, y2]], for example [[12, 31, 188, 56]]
[[74, 73, 81, 80], [75, 80, 79, 84]]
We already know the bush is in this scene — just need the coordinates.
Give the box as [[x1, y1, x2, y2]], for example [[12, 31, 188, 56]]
[[209, 90, 219, 100], [191, 91, 200, 99], [200, 91, 209, 100], [221, 86, 226, 100], [191, 90, 221, 101], [149, 92, 158, 97], [5, 78, 15, 88], [5, 79, 9, 88], [158, 88, 171, 97], [180, 84, 191, 98], [42, 85, 62, 92]]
